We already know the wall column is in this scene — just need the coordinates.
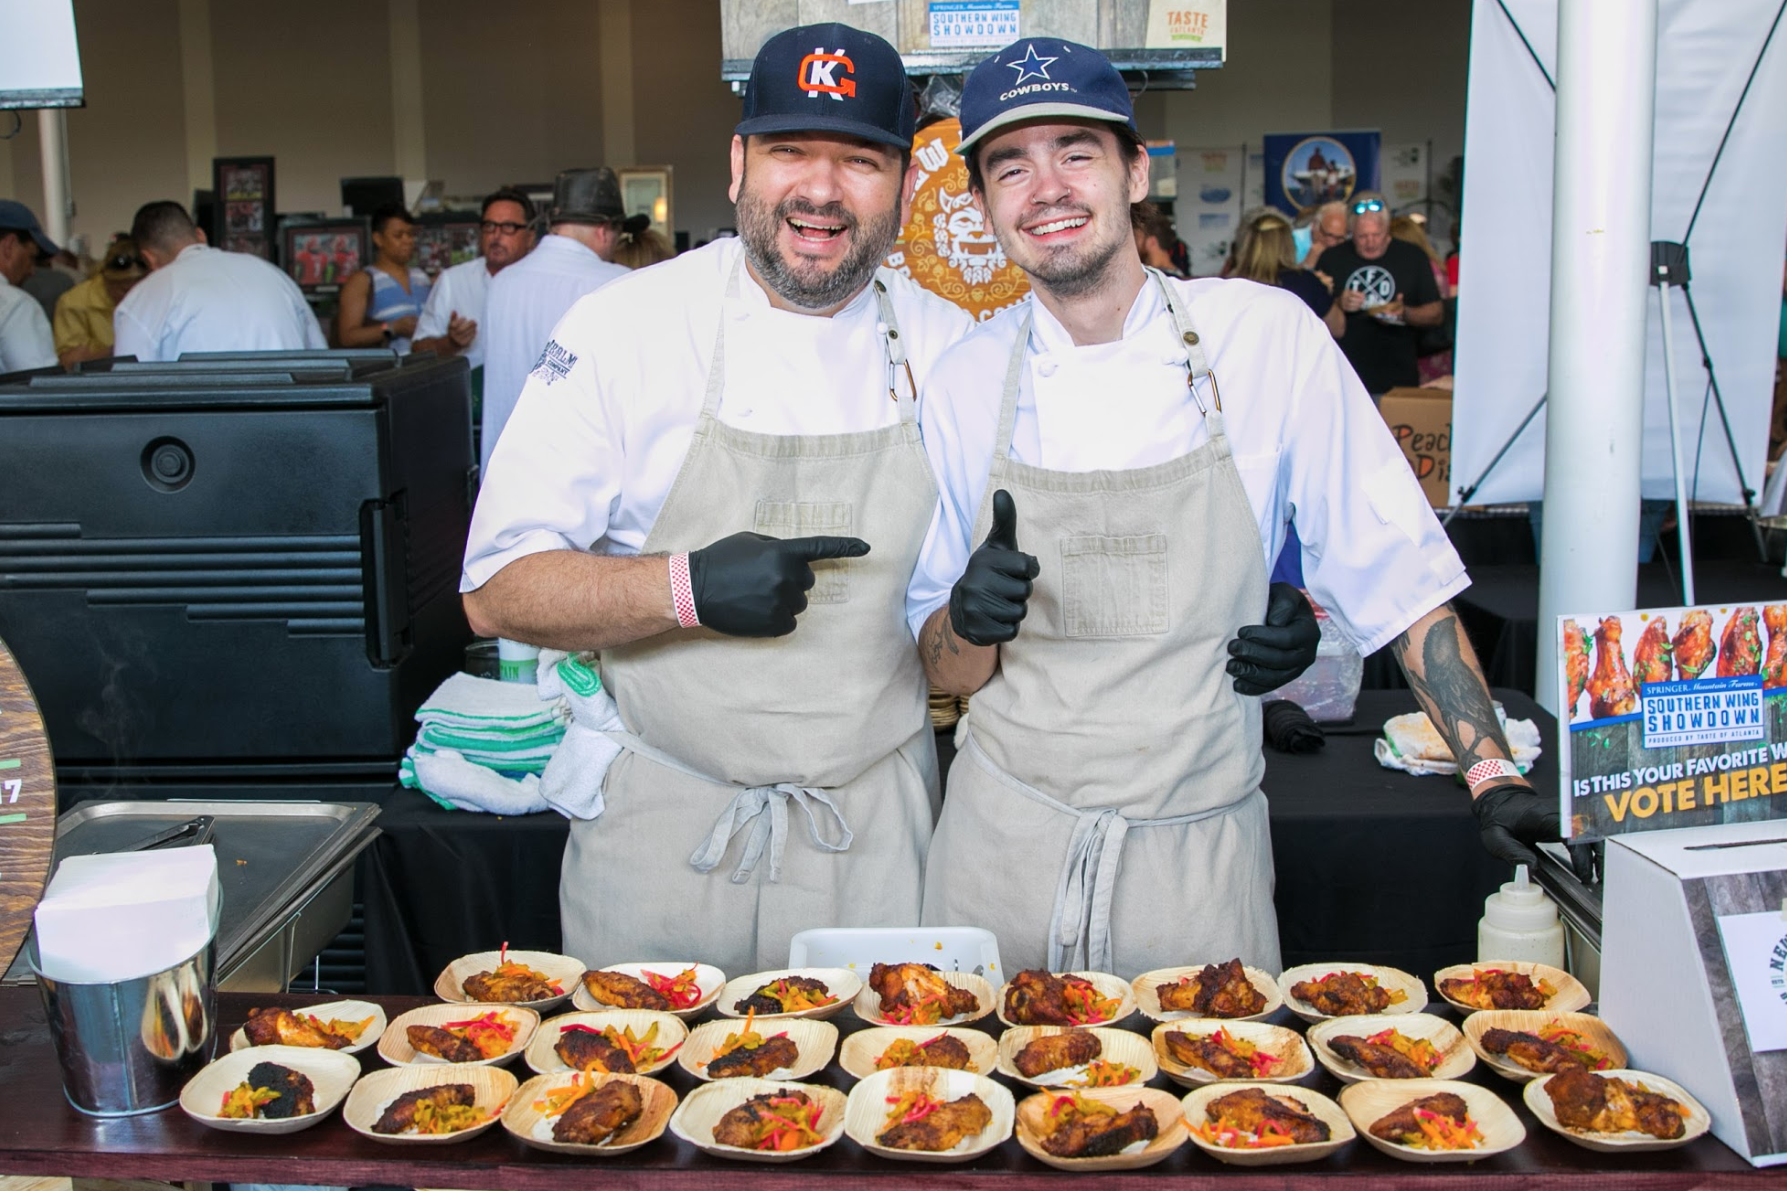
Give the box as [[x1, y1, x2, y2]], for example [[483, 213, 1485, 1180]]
[[177, 0, 216, 201], [389, 0, 427, 185], [599, 0, 636, 168]]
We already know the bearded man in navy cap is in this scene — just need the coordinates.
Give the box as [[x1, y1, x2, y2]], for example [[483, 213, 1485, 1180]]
[[462, 24, 972, 974]]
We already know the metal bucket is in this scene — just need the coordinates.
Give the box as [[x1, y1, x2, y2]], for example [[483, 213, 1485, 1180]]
[[30, 936, 218, 1116]]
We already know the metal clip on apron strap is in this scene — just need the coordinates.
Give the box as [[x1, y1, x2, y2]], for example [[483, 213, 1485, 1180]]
[[605, 730, 854, 884], [1148, 267, 1221, 415], [871, 278, 918, 406]]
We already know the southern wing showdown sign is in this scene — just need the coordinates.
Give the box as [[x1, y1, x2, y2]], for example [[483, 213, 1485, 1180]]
[[1559, 603, 1787, 842], [886, 117, 1029, 321]]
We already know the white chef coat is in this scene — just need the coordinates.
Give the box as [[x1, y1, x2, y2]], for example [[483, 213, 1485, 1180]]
[[908, 275, 1469, 655], [481, 234, 630, 472], [112, 243, 325, 363], [0, 273, 56, 373], [414, 257, 497, 370], [461, 236, 973, 592]]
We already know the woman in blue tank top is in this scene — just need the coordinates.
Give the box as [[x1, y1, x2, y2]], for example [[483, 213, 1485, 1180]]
[[336, 203, 431, 352]]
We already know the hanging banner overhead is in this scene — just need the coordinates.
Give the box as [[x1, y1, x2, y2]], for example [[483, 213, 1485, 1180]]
[[1261, 131, 1381, 216], [886, 117, 1029, 322], [1144, 0, 1226, 57]]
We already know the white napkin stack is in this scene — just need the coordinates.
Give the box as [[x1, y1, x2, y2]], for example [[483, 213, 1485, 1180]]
[[33, 845, 221, 983]]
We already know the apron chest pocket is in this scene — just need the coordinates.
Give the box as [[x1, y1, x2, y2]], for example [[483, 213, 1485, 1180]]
[[1059, 533, 1170, 638], [755, 499, 855, 604]]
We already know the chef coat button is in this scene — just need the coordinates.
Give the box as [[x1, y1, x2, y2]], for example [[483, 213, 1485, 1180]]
[[1183, 331, 1200, 346]]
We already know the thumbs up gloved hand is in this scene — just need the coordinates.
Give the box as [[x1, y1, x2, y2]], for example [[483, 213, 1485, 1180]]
[[687, 532, 870, 638], [949, 489, 1040, 646], [1226, 582, 1321, 695]]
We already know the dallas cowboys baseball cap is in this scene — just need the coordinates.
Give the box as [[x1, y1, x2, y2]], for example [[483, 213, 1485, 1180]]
[[736, 23, 916, 150], [0, 200, 58, 256], [957, 38, 1138, 156]]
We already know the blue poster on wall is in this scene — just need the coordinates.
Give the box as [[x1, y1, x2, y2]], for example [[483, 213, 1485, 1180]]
[[1262, 131, 1381, 215]]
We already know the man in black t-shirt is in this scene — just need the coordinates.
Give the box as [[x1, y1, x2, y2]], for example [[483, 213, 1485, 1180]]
[[1314, 192, 1443, 394]]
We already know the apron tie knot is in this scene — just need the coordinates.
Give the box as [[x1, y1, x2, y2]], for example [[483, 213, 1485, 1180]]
[[1052, 806, 1130, 972], [689, 782, 854, 884]]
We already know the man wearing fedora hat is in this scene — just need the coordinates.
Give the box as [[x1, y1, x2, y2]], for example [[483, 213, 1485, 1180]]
[[0, 200, 59, 373], [481, 168, 633, 473]]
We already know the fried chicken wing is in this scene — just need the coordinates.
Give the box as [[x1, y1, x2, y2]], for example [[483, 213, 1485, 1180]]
[[245, 1061, 315, 1118], [1440, 969, 1550, 1010], [1327, 1034, 1427, 1079], [556, 1029, 636, 1073], [1157, 958, 1266, 1017], [1014, 1031, 1102, 1078], [712, 1089, 817, 1150], [1633, 617, 1673, 685], [242, 1007, 353, 1049], [877, 1093, 993, 1152], [1587, 616, 1638, 718], [1162, 1030, 1253, 1079], [1673, 609, 1716, 679], [868, 962, 982, 1022], [1041, 1099, 1159, 1158], [553, 1079, 644, 1146], [1718, 607, 1761, 677], [1481, 1027, 1588, 1074], [1004, 970, 1071, 1024], [580, 970, 672, 1011], [372, 1083, 475, 1134], [1369, 1092, 1471, 1145], [707, 1034, 801, 1079], [1204, 1088, 1330, 1145], [1763, 606, 1787, 689], [408, 1024, 483, 1063], [733, 975, 832, 1015], [875, 1035, 973, 1070], [1563, 618, 1592, 720], [1545, 1070, 1685, 1139], [1289, 971, 1393, 1016], [464, 964, 556, 1003]]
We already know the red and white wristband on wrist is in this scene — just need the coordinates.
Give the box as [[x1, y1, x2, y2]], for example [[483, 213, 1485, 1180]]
[[1465, 758, 1521, 792], [668, 553, 700, 628]]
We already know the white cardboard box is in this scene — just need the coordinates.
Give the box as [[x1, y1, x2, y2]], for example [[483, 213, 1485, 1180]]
[[1601, 820, 1787, 1166]]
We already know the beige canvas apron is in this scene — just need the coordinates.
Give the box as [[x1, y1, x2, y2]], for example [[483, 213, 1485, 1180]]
[[921, 270, 1281, 979], [561, 263, 940, 975]]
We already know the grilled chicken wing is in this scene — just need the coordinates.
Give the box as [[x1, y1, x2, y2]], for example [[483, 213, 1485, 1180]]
[[1041, 1100, 1159, 1158], [1204, 1088, 1330, 1144], [1587, 616, 1638, 718], [1162, 1030, 1253, 1079], [1763, 606, 1787, 689], [1673, 609, 1716, 679], [713, 1090, 815, 1149], [877, 1092, 993, 1151], [1289, 972, 1392, 1016], [876, 1035, 973, 1070], [1326, 1034, 1427, 1079], [1369, 1092, 1470, 1145], [407, 1024, 483, 1063], [1480, 1028, 1588, 1074], [869, 962, 982, 1021], [245, 1061, 315, 1118], [733, 975, 831, 1015], [555, 1029, 636, 1073], [707, 1034, 801, 1079], [372, 1083, 475, 1134], [464, 966, 556, 1003], [553, 1079, 644, 1146], [1014, 1031, 1102, 1078], [1545, 1070, 1685, 1139], [580, 970, 671, 1011], [1157, 958, 1265, 1017], [1562, 618, 1592, 720], [1439, 969, 1549, 1010], [242, 1007, 352, 1050], [1632, 617, 1673, 685], [1718, 607, 1762, 677]]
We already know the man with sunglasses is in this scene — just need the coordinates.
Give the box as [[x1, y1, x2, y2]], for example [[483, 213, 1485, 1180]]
[[1315, 191, 1443, 395], [53, 236, 147, 367], [412, 188, 537, 396]]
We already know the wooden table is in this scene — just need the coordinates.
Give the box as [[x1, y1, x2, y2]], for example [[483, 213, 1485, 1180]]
[[0, 988, 1774, 1188]]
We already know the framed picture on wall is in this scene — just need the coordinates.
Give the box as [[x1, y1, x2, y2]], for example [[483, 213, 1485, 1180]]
[[278, 216, 368, 294], [212, 156, 276, 260], [619, 166, 673, 239], [413, 212, 482, 278]]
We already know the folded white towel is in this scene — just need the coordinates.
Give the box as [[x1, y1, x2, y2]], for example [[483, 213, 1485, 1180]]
[[417, 671, 567, 731], [537, 652, 625, 820], [406, 747, 549, 814]]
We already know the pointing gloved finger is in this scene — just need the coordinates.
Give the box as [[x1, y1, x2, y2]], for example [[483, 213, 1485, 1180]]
[[984, 489, 1021, 552], [782, 535, 872, 562]]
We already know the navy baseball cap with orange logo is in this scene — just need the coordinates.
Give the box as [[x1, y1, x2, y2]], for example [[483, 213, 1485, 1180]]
[[957, 38, 1137, 156], [736, 23, 916, 150]]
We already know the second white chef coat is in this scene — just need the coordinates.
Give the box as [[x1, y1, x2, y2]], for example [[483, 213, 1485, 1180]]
[[908, 276, 1470, 654], [481, 234, 630, 472], [113, 243, 325, 363], [414, 257, 499, 370], [461, 237, 974, 593], [0, 273, 56, 373]]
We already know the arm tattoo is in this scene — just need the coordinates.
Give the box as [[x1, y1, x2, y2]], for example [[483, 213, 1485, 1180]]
[[1391, 613, 1515, 779], [922, 613, 962, 670]]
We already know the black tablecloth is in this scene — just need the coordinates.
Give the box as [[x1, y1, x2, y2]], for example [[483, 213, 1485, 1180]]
[[363, 688, 1541, 993]]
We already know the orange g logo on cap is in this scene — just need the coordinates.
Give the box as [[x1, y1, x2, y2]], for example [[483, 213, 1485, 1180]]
[[798, 48, 856, 99]]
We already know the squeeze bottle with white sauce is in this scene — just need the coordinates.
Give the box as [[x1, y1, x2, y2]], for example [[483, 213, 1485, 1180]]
[[1477, 864, 1567, 966]]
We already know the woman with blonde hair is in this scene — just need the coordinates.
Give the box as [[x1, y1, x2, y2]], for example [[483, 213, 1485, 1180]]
[[1234, 212, 1344, 339], [612, 215, 674, 270]]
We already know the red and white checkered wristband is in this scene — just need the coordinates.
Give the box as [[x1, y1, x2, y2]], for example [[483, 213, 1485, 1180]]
[[1465, 758, 1521, 791], [668, 553, 700, 628]]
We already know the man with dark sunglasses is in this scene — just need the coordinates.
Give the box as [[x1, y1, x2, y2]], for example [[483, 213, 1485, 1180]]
[[1315, 190, 1444, 395]]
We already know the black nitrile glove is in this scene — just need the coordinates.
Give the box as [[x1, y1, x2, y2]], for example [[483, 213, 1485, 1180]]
[[1471, 783, 1562, 870], [1226, 582, 1320, 695], [949, 489, 1039, 646], [687, 532, 869, 638]]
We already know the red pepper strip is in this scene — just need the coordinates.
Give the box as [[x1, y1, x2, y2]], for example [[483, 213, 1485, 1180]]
[[559, 1023, 603, 1035]]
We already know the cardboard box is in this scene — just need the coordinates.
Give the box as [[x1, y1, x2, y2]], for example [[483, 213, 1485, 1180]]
[[1600, 821, 1787, 1166], [1377, 386, 1452, 507]]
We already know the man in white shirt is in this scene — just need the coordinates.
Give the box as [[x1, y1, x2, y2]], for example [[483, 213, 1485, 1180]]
[[461, 24, 973, 975], [113, 201, 325, 362], [480, 168, 631, 472], [911, 40, 1560, 976], [411, 189, 536, 393], [0, 201, 59, 374]]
